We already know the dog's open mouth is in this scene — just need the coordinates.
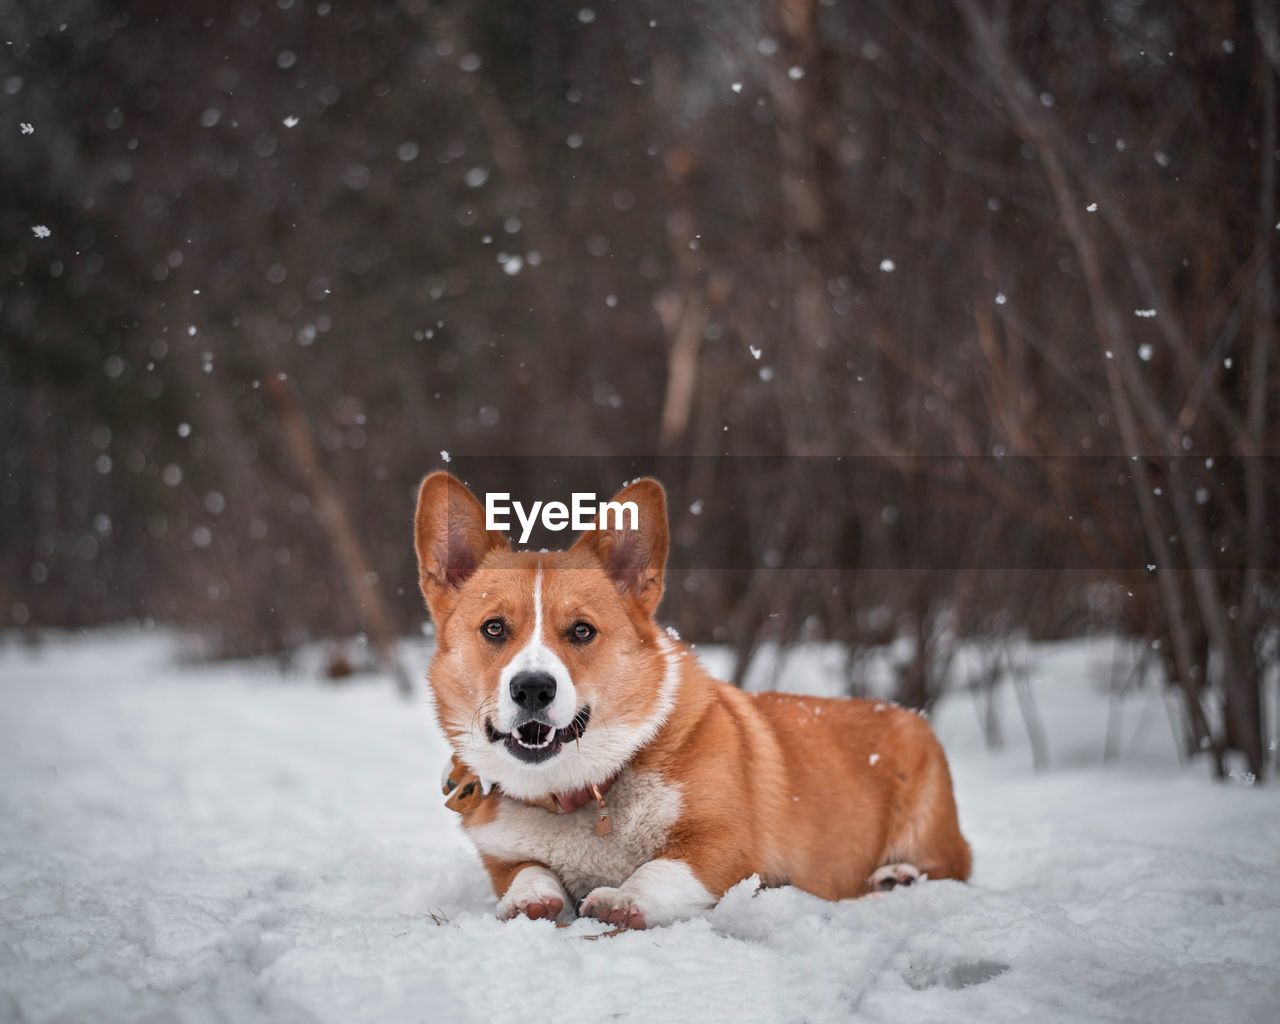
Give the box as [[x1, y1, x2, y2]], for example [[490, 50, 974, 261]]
[[485, 707, 591, 764]]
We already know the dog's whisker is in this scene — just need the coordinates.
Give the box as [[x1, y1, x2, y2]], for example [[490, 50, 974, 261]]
[[466, 696, 498, 736]]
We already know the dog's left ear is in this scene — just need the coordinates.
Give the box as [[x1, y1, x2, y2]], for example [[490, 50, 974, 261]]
[[572, 478, 668, 617], [414, 471, 509, 623]]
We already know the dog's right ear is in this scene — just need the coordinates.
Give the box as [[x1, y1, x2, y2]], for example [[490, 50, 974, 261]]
[[414, 472, 508, 622], [571, 477, 669, 617]]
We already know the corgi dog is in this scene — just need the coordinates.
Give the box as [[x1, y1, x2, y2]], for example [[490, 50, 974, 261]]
[[415, 473, 971, 929]]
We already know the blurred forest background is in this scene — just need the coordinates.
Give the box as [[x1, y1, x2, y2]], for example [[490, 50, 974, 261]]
[[1, 0, 1277, 778]]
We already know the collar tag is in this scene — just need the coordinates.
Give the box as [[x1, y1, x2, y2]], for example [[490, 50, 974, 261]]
[[591, 782, 613, 836]]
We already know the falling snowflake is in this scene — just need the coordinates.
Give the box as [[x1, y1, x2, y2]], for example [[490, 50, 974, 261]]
[[788, 66, 805, 80], [748, 345, 762, 360], [1138, 343, 1154, 362], [689, 500, 703, 516], [759, 366, 775, 382], [731, 82, 743, 94], [878, 259, 895, 273], [995, 292, 1007, 306], [1086, 202, 1098, 213], [869, 753, 880, 766], [440, 450, 451, 463], [1134, 309, 1156, 318], [20, 122, 34, 135], [500, 254, 524, 276], [282, 115, 299, 127], [31, 225, 50, 238]]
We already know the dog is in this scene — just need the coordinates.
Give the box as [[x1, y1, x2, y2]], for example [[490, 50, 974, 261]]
[[415, 472, 971, 929]]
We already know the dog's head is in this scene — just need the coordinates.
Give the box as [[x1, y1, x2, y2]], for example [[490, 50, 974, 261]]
[[413, 473, 679, 800]]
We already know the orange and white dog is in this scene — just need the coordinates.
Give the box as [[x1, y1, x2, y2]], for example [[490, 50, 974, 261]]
[[415, 473, 971, 929]]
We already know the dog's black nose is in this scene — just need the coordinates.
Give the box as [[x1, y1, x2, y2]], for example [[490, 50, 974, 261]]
[[510, 671, 556, 710]]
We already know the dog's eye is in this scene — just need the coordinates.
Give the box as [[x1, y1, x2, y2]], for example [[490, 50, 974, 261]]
[[481, 618, 506, 641], [568, 621, 596, 644]]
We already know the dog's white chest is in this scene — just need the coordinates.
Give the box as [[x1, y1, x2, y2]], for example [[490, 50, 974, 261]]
[[465, 770, 681, 900]]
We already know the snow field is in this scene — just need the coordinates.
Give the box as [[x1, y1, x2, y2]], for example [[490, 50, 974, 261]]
[[1, 632, 1277, 1023]]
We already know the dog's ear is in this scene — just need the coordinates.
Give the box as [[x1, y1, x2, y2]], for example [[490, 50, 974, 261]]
[[414, 472, 509, 622], [572, 478, 668, 617]]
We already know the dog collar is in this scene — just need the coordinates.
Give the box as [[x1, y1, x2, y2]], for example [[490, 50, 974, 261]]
[[440, 753, 616, 836]]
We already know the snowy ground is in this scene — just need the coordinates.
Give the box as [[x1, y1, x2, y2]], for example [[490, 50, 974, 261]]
[[2, 631, 1277, 1024]]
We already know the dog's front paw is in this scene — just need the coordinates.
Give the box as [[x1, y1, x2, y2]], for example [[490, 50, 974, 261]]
[[579, 887, 648, 930], [497, 866, 569, 922]]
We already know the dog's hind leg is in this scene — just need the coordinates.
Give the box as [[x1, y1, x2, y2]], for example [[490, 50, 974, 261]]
[[875, 729, 972, 889]]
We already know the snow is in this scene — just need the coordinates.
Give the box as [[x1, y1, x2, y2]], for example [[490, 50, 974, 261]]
[[2, 632, 1277, 1023]]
